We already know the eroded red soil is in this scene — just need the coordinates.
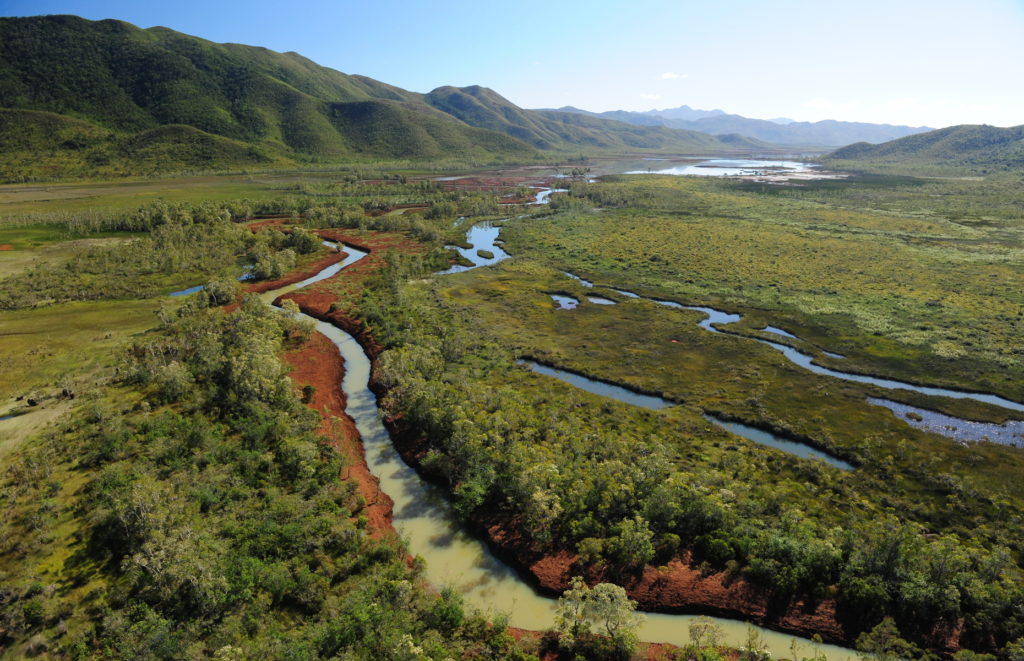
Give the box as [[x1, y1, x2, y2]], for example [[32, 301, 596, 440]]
[[281, 331, 394, 538]]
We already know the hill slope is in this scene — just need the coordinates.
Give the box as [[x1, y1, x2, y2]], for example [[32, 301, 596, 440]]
[[553, 105, 931, 147], [0, 15, 537, 178], [0, 15, 772, 180], [824, 124, 1024, 175]]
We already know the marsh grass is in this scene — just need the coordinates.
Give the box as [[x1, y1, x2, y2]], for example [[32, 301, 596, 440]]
[[505, 175, 1024, 400]]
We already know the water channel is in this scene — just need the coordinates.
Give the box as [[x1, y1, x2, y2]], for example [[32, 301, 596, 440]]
[[255, 228, 857, 661], [154, 173, 1023, 657], [557, 272, 1024, 415], [868, 398, 1024, 447]]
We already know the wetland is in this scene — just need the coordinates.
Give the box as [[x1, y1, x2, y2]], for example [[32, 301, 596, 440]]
[[2, 161, 1024, 659]]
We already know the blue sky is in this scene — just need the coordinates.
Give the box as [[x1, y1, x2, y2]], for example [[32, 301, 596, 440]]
[[2, 0, 1022, 127]]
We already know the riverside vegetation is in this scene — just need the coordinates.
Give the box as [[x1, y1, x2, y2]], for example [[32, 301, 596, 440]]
[[0, 163, 1022, 659], [353, 172, 1024, 656], [0, 191, 541, 659]]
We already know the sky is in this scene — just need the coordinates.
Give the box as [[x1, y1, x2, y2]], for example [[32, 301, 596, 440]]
[[2, 0, 1022, 128]]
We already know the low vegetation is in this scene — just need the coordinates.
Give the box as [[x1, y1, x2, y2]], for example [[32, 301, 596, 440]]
[[0, 292, 529, 658], [2, 157, 1022, 659], [825, 124, 1024, 176]]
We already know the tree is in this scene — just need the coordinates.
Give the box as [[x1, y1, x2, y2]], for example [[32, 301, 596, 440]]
[[286, 228, 321, 254], [555, 576, 643, 658], [689, 615, 724, 649], [204, 277, 240, 307], [605, 515, 656, 568], [855, 617, 922, 661]]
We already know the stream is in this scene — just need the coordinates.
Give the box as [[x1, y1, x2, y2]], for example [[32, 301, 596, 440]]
[[433, 208, 1024, 440], [153, 178, 1019, 656], [561, 277, 1024, 417], [257, 228, 857, 661]]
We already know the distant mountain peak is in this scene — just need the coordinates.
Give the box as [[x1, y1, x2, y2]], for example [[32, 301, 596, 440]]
[[642, 104, 726, 121], [553, 103, 932, 147]]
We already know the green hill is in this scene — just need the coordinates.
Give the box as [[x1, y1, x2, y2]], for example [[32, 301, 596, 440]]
[[0, 15, 536, 178], [0, 15, 770, 180], [825, 124, 1024, 175]]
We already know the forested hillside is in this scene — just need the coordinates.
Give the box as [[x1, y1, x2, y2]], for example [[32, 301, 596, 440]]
[[825, 124, 1024, 175], [0, 15, 761, 180]]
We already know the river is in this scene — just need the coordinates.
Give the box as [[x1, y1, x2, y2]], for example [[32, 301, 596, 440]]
[[245, 212, 861, 660]]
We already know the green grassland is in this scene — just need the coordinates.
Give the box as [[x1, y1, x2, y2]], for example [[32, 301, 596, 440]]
[[438, 257, 1024, 536], [503, 175, 1024, 403]]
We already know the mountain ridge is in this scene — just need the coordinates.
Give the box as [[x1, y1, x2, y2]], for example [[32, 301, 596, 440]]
[[0, 15, 768, 180], [549, 104, 932, 147]]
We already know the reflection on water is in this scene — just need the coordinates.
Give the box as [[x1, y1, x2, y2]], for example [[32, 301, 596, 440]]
[[869, 397, 1024, 447], [644, 295, 1024, 414], [532, 188, 569, 205], [436, 223, 511, 274], [550, 294, 580, 310], [519, 358, 851, 468], [169, 266, 255, 297], [562, 271, 594, 287], [626, 158, 819, 177], [763, 325, 797, 339], [705, 414, 854, 470], [519, 359, 673, 410], [259, 241, 369, 304]]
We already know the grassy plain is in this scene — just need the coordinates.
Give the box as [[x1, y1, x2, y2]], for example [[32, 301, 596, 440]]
[[504, 175, 1024, 402]]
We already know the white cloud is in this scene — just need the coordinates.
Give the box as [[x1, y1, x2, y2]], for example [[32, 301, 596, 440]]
[[641, 93, 662, 100], [660, 72, 685, 80]]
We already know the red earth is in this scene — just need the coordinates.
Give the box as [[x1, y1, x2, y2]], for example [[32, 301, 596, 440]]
[[248, 221, 964, 653]]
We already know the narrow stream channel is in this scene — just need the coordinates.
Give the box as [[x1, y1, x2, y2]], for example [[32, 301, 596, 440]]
[[250, 218, 859, 659], [560, 272, 1024, 415]]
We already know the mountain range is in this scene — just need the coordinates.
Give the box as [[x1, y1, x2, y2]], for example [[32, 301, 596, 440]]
[[552, 105, 932, 147], [0, 15, 767, 180]]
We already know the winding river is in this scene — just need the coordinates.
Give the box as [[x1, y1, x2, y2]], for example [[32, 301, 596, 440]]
[[449, 209, 1024, 439], [148, 176, 1024, 657], [258, 232, 857, 661]]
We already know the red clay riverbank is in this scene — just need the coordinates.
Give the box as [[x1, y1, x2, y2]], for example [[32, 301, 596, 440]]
[[227, 230, 399, 539], [242, 248, 346, 296], [255, 224, 929, 652], [281, 331, 395, 538], [384, 414, 854, 646]]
